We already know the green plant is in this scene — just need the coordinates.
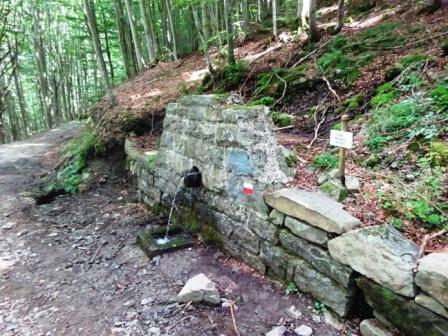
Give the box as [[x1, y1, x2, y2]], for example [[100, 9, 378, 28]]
[[405, 200, 446, 228], [370, 82, 399, 107], [185, 210, 200, 233], [285, 154, 298, 168], [430, 84, 448, 110], [390, 217, 403, 230], [369, 100, 421, 135], [271, 111, 293, 127], [312, 152, 338, 170], [57, 131, 102, 194], [286, 282, 298, 295], [203, 61, 249, 92], [313, 301, 326, 314], [366, 135, 391, 151], [355, 21, 405, 49], [428, 142, 448, 167], [248, 96, 275, 106]]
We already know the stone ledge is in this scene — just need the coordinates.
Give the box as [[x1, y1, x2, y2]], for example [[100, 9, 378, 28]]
[[264, 188, 360, 234], [415, 253, 448, 308], [329, 225, 418, 297]]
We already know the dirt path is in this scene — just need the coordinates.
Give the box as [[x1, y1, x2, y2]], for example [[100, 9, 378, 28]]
[[0, 125, 343, 336]]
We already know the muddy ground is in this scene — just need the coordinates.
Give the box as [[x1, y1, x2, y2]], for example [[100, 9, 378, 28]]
[[0, 124, 347, 336]]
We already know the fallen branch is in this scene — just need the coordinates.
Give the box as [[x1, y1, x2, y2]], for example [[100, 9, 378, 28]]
[[321, 74, 341, 102], [414, 229, 447, 272], [307, 106, 328, 149], [247, 43, 284, 65], [274, 72, 288, 106], [229, 301, 241, 336], [167, 315, 198, 332], [291, 38, 332, 69], [275, 125, 295, 131]]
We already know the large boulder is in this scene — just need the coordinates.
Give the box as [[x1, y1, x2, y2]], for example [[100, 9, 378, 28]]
[[328, 225, 418, 297], [415, 253, 448, 308], [357, 277, 448, 336], [264, 188, 360, 234], [176, 273, 220, 305]]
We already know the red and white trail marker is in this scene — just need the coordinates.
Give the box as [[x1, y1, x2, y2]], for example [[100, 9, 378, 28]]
[[243, 182, 254, 195]]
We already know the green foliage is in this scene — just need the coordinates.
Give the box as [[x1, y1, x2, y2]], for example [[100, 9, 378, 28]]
[[285, 154, 298, 168], [366, 135, 391, 151], [253, 66, 307, 97], [342, 94, 364, 109], [213, 61, 249, 92], [429, 84, 448, 110], [185, 210, 200, 233], [332, 122, 341, 131], [370, 82, 399, 107], [312, 152, 338, 170], [355, 22, 405, 49], [271, 112, 293, 127], [405, 200, 446, 228], [248, 96, 275, 106], [286, 282, 298, 295], [369, 100, 420, 135], [58, 131, 102, 194], [428, 142, 448, 167], [390, 217, 403, 230], [313, 301, 327, 314]]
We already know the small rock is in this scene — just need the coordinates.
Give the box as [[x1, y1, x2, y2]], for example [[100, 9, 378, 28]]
[[294, 325, 313, 336], [141, 297, 154, 305], [123, 300, 135, 307], [319, 180, 348, 202], [287, 305, 302, 319], [47, 232, 58, 237], [1, 221, 15, 230], [345, 176, 361, 193], [312, 314, 321, 323], [16, 230, 28, 237], [266, 326, 287, 336], [404, 174, 415, 182], [176, 273, 220, 305], [148, 327, 161, 336]]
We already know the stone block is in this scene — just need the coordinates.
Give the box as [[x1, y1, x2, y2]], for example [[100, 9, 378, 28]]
[[415, 253, 448, 308], [294, 259, 355, 317], [415, 293, 448, 318], [224, 240, 266, 274], [260, 243, 292, 280], [269, 209, 285, 226], [359, 319, 394, 336], [279, 229, 353, 287], [225, 149, 253, 176], [215, 124, 240, 147], [285, 216, 329, 246], [328, 225, 418, 297], [230, 226, 260, 254], [249, 212, 278, 243], [264, 188, 361, 234], [357, 277, 448, 336], [319, 180, 348, 202], [222, 106, 266, 123]]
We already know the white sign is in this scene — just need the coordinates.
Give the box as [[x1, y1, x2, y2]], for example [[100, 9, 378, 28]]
[[330, 130, 353, 149]]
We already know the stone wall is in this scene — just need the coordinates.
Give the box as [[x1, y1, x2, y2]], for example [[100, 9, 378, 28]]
[[126, 95, 448, 335]]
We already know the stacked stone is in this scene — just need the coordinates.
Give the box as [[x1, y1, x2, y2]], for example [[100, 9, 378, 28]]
[[263, 188, 361, 318], [329, 225, 448, 336]]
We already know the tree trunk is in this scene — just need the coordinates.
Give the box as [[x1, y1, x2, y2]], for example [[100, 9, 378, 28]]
[[83, 0, 116, 104], [113, 0, 135, 78], [334, 0, 345, 33], [272, 0, 278, 38], [193, 8, 215, 75], [12, 64, 29, 136], [301, 0, 319, 42], [165, 0, 178, 61], [224, 0, 235, 65], [139, 0, 156, 64], [123, 0, 145, 70]]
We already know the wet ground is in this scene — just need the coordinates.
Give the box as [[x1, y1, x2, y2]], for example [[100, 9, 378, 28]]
[[0, 124, 344, 335]]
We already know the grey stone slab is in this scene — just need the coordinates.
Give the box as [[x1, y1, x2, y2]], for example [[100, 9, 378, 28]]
[[285, 216, 329, 246], [415, 253, 448, 308]]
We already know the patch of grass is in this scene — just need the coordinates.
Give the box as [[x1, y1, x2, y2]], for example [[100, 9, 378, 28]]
[[313, 301, 327, 314], [369, 100, 421, 135], [202, 61, 249, 92], [254, 66, 307, 97], [285, 154, 298, 168], [428, 142, 448, 167], [286, 282, 298, 295], [248, 96, 275, 106], [355, 21, 405, 49], [366, 135, 391, 151], [185, 210, 200, 233], [312, 152, 338, 170]]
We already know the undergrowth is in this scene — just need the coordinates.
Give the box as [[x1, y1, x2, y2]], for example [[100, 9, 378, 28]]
[[312, 152, 338, 170], [57, 131, 104, 194]]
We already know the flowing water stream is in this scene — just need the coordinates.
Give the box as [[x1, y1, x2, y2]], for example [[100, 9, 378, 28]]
[[156, 178, 184, 245]]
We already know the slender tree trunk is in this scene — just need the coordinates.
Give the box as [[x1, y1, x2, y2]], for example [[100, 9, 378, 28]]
[[334, 0, 345, 33], [113, 0, 135, 78], [241, 0, 249, 33], [123, 0, 144, 70], [301, 0, 319, 42], [102, 13, 115, 81], [201, 3, 210, 43], [12, 65, 29, 136], [193, 8, 215, 75], [224, 0, 235, 65], [139, 0, 156, 64], [165, 0, 178, 61], [83, 0, 116, 104], [272, 0, 278, 38]]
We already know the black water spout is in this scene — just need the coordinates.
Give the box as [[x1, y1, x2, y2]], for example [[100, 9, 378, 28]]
[[182, 166, 202, 188]]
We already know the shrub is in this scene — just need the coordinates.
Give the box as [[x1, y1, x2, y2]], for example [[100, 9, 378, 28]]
[[429, 84, 448, 110], [370, 82, 399, 107], [369, 100, 420, 135], [249, 96, 275, 106], [312, 152, 338, 170], [366, 135, 391, 151]]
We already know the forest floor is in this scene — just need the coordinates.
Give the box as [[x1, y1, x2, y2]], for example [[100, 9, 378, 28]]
[[0, 125, 349, 335]]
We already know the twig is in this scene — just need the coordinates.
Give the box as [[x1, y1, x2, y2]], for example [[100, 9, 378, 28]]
[[414, 229, 447, 272], [321, 74, 341, 102], [307, 106, 328, 149], [247, 43, 284, 65], [291, 38, 332, 68], [275, 125, 295, 131], [167, 315, 198, 332], [229, 301, 241, 336], [274, 72, 288, 106]]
